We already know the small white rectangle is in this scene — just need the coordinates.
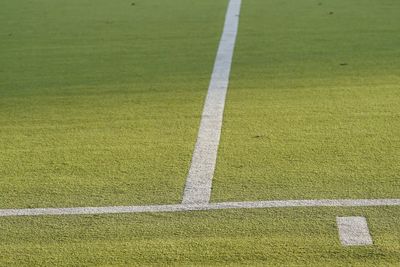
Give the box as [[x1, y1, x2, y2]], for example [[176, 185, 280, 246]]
[[337, 216, 373, 246]]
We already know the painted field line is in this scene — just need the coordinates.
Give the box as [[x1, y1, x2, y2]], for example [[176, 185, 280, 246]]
[[0, 199, 399, 217], [337, 217, 373, 246], [182, 0, 242, 204]]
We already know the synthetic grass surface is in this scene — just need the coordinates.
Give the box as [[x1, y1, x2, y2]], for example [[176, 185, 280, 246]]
[[0, 0, 227, 208], [213, 0, 400, 201], [0, 207, 399, 266]]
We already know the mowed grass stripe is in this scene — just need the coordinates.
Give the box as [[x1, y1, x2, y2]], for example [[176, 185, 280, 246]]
[[212, 0, 400, 202], [0, 207, 399, 265], [0, 0, 228, 208]]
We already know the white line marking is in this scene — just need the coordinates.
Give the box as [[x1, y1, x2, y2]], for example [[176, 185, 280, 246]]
[[182, 0, 242, 204], [337, 217, 373, 246], [0, 199, 399, 217]]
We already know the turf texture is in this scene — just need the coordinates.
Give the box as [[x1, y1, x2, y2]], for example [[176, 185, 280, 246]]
[[212, 0, 400, 202], [0, 207, 399, 266], [0, 0, 399, 265], [0, 0, 227, 208]]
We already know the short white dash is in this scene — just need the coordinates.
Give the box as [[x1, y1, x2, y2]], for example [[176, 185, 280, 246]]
[[337, 216, 373, 246]]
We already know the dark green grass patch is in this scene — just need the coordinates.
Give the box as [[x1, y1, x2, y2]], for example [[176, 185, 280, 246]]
[[0, 0, 227, 208], [213, 0, 400, 202], [0, 207, 399, 266]]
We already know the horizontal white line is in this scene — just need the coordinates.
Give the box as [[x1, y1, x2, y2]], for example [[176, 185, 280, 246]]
[[0, 199, 399, 217], [337, 216, 373, 246]]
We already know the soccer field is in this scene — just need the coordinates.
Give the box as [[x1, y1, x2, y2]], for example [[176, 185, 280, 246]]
[[1, 0, 399, 265], [0, 0, 226, 208], [212, 0, 400, 201]]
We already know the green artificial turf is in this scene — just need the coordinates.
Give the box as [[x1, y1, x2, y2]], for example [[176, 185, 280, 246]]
[[0, 207, 399, 266], [212, 0, 400, 202], [0, 0, 228, 208], [1, 0, 399, 265]]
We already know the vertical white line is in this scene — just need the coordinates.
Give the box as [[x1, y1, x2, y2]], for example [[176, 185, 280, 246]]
[[182, 0, 242, 204], [337, 217, 373, 246]]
